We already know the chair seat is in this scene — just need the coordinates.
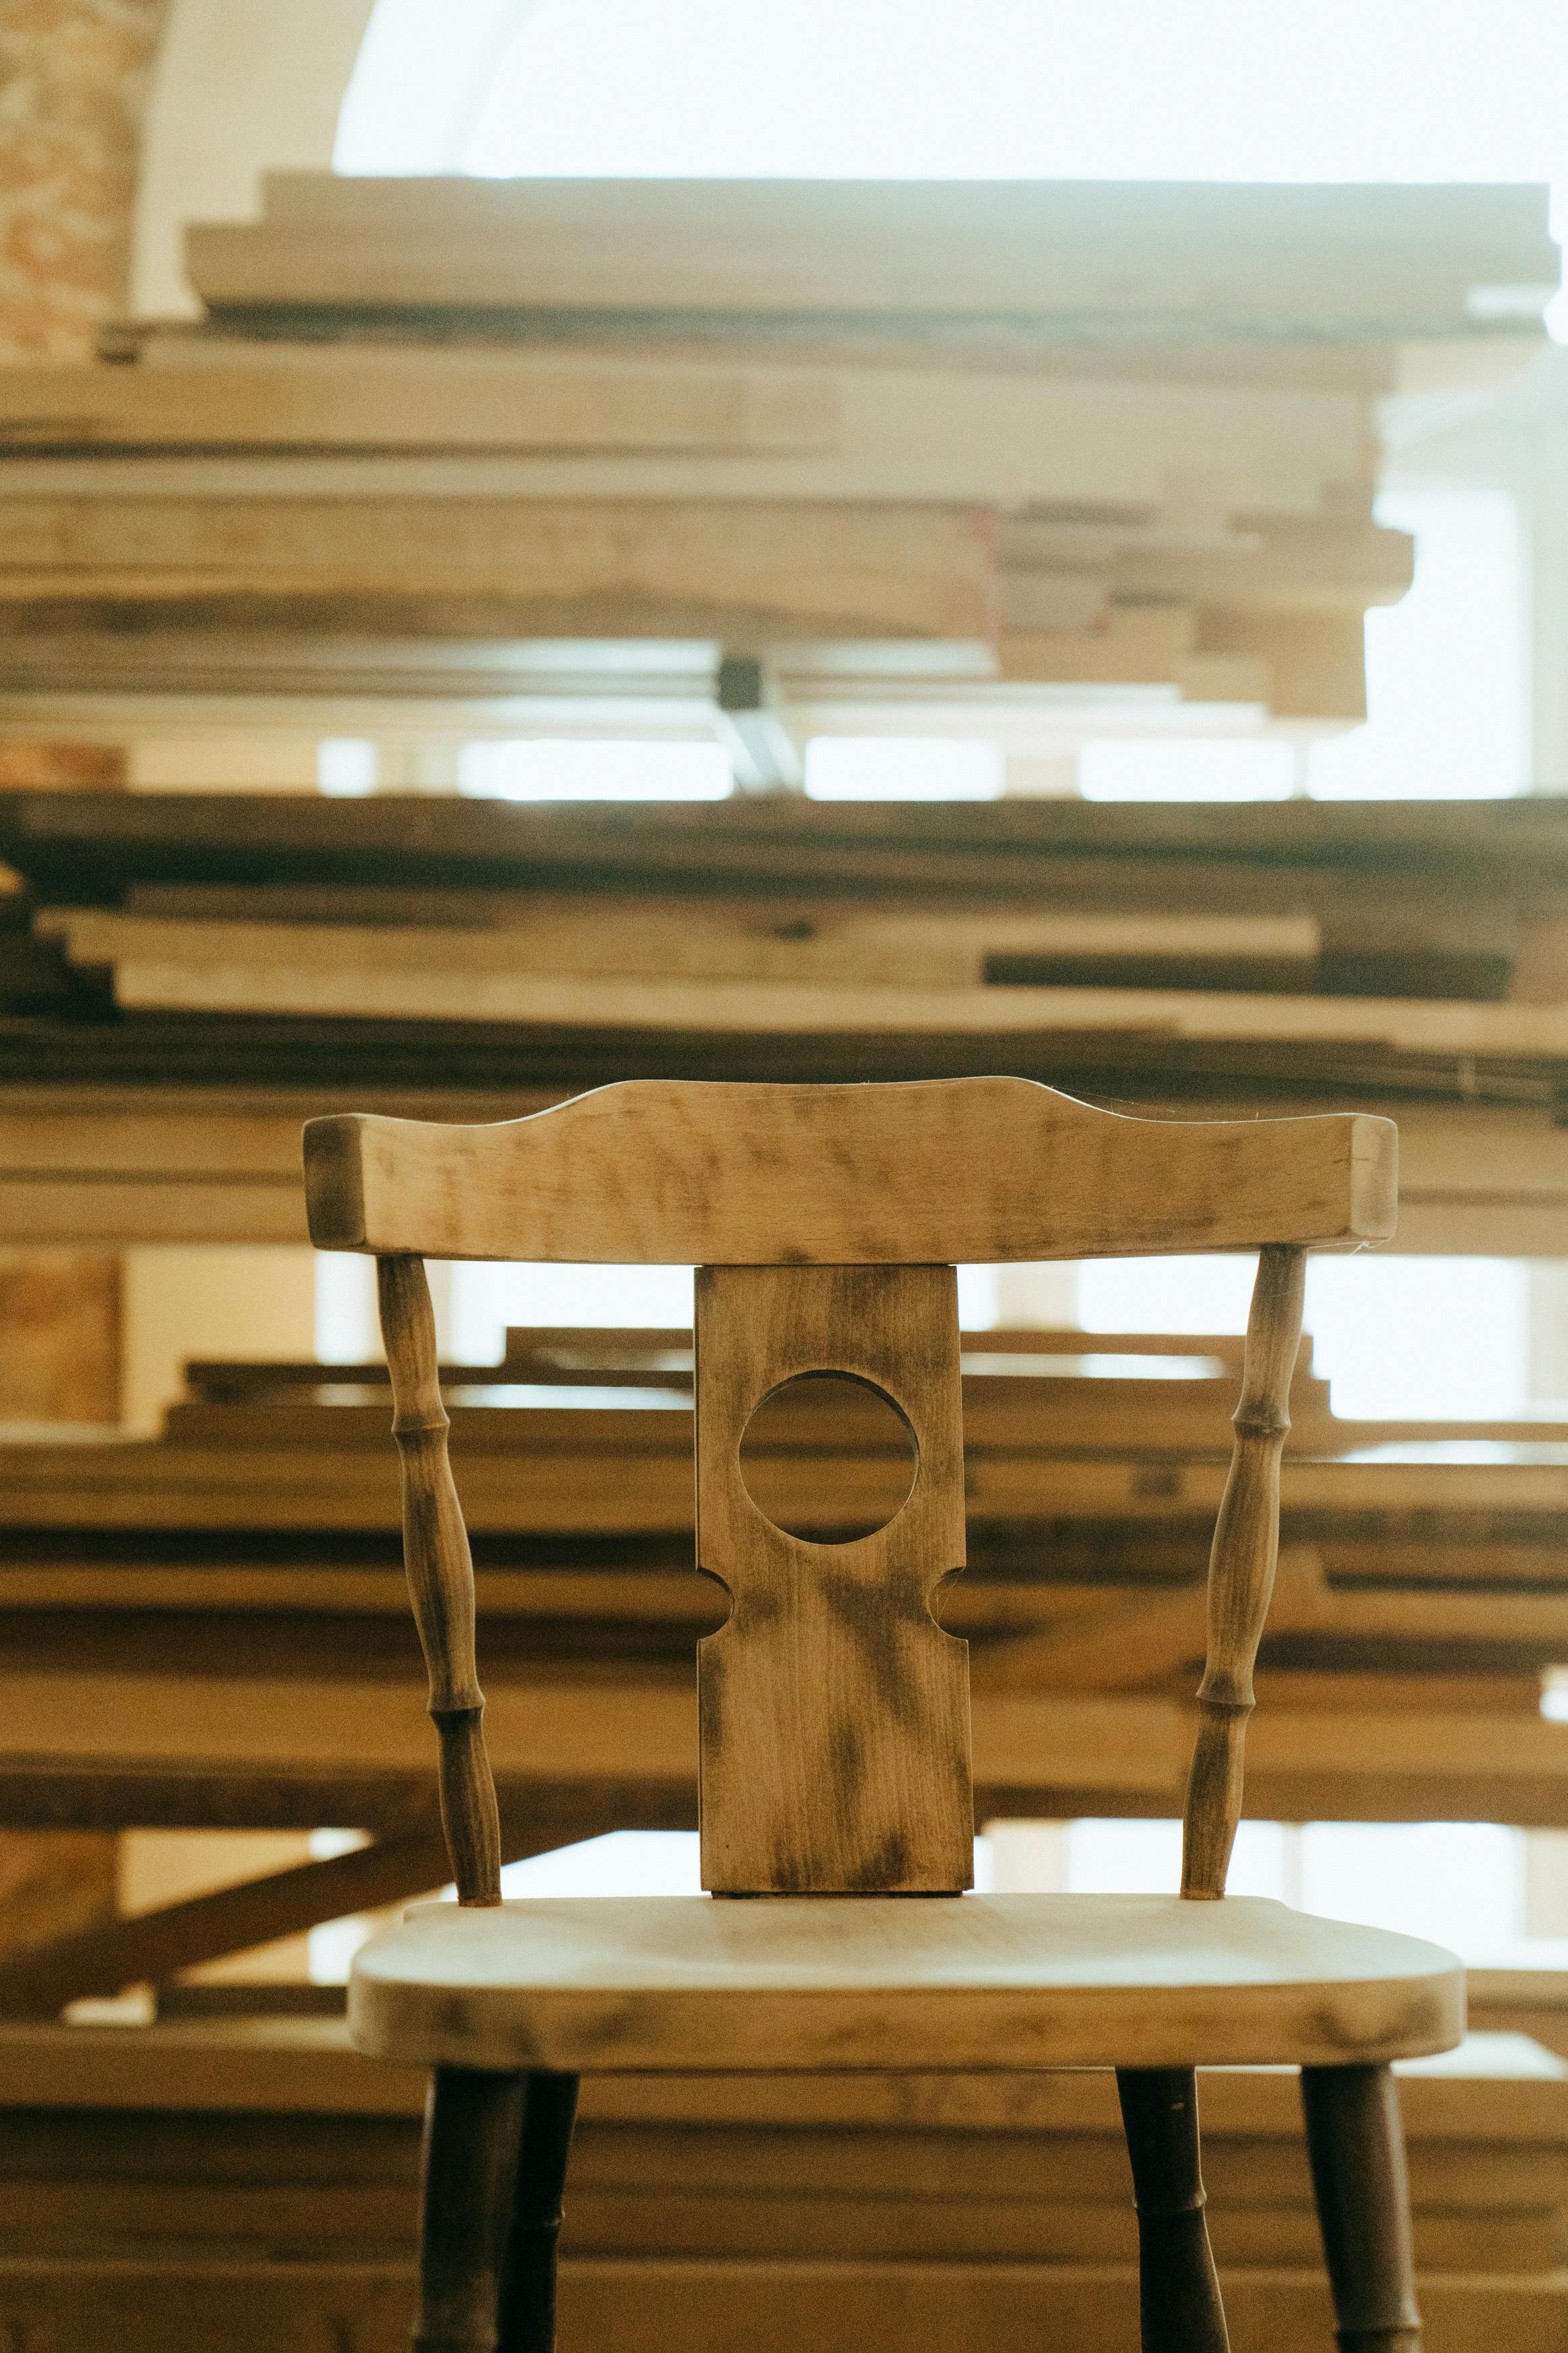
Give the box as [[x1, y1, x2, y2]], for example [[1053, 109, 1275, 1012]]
[[348, 1892, 1464, 2075]]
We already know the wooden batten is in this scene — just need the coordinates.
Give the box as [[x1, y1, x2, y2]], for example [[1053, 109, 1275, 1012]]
[[187, 177, 1557, 339], [0, 497, 997, 645]]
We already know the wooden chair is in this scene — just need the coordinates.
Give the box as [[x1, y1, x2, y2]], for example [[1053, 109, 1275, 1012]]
[[302, 1076, 1464, 2353]]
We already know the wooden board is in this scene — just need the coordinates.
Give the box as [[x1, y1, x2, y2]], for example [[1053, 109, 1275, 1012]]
[[0, 2019, 1555, 2353], [1002, 513, 1413, 619], [0, 352, 840, 455], [0, 362, 1380, 522], [70, 959, 1568, 1056], [185, 178, 1557, 337], [41, 903, 1325, 994], [0, 498, 995, 643], [9, 790, 1568, 902]]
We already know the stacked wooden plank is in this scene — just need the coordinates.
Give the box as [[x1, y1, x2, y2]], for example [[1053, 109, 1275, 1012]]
[[12, 792, 1568, 1123], [0, 176, 1552, 735], [5, 1331, 1568, 1901], [0, 2019, 1559, 2352]]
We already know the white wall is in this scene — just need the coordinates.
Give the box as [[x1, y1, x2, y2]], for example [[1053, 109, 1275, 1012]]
[[132, 0, 377, 317]]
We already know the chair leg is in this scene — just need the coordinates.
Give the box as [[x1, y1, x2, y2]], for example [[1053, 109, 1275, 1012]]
[[1300, 2063, 1421, 2352], [497, 2071, 581, 2353], [1116, 2067, 1230, 2353], [413, 2065, 527, 2353]]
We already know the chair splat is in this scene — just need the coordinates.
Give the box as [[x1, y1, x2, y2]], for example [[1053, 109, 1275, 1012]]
[[695, 1262, 973, 1895]]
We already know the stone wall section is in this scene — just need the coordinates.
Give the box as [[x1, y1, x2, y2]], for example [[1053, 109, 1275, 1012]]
[[0, 0, 171, 360]]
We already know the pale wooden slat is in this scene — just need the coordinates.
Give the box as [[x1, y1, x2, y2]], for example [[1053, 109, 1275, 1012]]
[[0, 495, 995, 643], [192, 177, 1556, 333], [0, 354, 839, 454], [0, 361, 1383, 524], [42, 903, 1323, 991]]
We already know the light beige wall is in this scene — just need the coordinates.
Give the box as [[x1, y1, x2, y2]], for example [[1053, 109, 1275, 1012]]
[[126, 735, 325, 790], [120, 1830, 318, 1982], [130, 0, 376, 317], [120, 1244, 317, 1429]]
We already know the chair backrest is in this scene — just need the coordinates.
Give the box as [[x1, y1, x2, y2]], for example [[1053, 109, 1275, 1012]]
[[303, 1077, 1395, 1906]]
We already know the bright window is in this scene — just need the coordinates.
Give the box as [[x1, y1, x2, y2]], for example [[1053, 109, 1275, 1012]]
[[1076, 1252, 1535, 1423], [458, 740, 730, 801], [1307, 489, 1527, 800], [340, 0, 1568, 200], [804, 738, 1002, 801]]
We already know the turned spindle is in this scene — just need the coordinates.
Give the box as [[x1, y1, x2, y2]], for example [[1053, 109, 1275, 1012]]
[[1180, 1242, 1305, 1901], [378, 1253, 502, 1907]]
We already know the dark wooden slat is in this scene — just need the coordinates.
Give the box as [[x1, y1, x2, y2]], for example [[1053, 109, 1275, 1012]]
[[0, 1007, 1557, 1107], [11, 789, 1568, 900], [0, 1761, 698, 1837]]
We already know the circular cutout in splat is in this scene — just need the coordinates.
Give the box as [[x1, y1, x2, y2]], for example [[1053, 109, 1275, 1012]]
[[738, 1371, 917, 1543]]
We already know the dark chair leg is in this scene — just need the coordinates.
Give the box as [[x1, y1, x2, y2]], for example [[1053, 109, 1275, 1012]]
[[413, 2066, 527, 2353], [1117, 2067, 1230, 2353], [1301, 2063, 1421, 2352], [497, 2070, 581, 2353]]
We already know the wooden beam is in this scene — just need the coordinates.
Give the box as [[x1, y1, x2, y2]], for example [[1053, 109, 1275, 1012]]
[[0, 352, 840, 454], [39, 901, 1324, 996], [0, 497, 997, 643], [0, 360, 1380, 524], [185, 177, 1557, 337]]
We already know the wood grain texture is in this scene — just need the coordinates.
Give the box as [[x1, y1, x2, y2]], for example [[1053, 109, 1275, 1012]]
[[45, 902, 1323, 992], [0, 352, 839, 454], [303, 1080, 1395, 1264], [0, 495, 994, 643], [346, 1893, 1464, 2075], [1182, 1244, 1307, 1901], [695, 1264, 971, 1894], [1301, 2064, 1422, 2353], [378, 1255, 501, 1909], [1116, 2067, 1229, 2352], [193, 176, 1556, 335]]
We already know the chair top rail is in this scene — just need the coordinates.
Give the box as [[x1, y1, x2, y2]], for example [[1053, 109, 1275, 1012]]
[[304, 1076, 1395, 1267]]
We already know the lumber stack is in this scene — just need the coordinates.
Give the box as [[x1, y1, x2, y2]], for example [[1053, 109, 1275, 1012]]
[[0, 2016, 1557, 2352], [11, 792, 1568, 1117], [0, 177, 1553, 735], [5, 1324, 1568, 1944]]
